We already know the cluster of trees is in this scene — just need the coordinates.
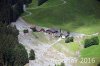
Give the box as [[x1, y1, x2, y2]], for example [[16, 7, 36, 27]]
[[84, 36, 99, 48], [0, 0, 32, 24], [0, 23, 29, 66], [38, 0, 48, 6], [29, 49, 35, 60]]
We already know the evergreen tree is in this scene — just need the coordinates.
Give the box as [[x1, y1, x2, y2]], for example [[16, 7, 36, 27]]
[[14, 44, 29, 66], [29, 49, 35, 60], [0, 23, 28, 66], [0, 0, 32, 24]]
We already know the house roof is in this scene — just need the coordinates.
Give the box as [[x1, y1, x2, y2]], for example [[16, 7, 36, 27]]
[[48, 28, 59, 33], [35, 26, 42, 31], [55, 33, 61, 36], [62, 31, 68, 36]]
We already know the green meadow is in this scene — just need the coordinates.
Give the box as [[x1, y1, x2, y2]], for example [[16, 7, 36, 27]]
[[23, 0, 100, 34]]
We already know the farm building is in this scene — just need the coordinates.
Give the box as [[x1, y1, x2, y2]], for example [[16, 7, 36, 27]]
[[30, 26, 46, 32], [61, 31, 69, 38]]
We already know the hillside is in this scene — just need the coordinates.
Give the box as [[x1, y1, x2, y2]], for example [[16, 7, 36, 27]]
[[23, 0, 100, 34]]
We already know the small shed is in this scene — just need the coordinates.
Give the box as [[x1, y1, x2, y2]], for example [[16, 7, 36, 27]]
[[40, 28, 45, 32], [48, 28, 59, 33], [62, 31, 69, 38]]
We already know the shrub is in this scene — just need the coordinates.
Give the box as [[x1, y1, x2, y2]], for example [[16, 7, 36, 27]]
[[61, 62, 65, 66], [14, 44, 29, 66], [29, 49, 35, 60], [23, 29, 29, 33], [65, 37, 74, 43], [84, 36, 99, 48]]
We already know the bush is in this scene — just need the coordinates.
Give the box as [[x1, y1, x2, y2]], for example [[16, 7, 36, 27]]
[[23, 29, 29, 33], [14, 44, 29, 66], [84, 36, 99, 48], [61, 62, 65, 66], [29, 49, 35, 60], [65, 37, 74, 43]]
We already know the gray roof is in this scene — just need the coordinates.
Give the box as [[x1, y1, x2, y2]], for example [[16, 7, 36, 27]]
[[35, 26, 42, 31], [55, 33, 61, 36], [48, 28, 60, 32], [62, 31, 68, 36]]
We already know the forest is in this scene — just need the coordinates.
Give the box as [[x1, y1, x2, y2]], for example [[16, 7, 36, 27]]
[[0, 0, 32, 66], [0, 0, 32, 24], [0, 23, 29, 66], [0, 0, 47, 66]]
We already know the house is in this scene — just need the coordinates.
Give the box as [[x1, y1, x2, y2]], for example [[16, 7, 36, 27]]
[[33, 26, 41, 32], [55, 31, 70, 38], [30, 26, 42, 32], [30, 27, 37, 32], [45, 28, 59, 35], [61, 31, 69, 38], [55, 32, 62, 37], [48, 28, 59, 33], [46, 30, 52, 34], [40, 28, 45, 32]]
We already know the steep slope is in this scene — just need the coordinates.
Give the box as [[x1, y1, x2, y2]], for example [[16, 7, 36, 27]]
[[23, 0, 100, 34]]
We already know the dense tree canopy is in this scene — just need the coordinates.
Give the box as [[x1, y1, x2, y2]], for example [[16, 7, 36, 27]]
[[0, 0, 32, 24], [0, 23, 28, 66]]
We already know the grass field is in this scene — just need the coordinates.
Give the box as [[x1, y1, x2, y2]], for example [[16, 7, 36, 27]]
[[80, 35, 100, 57], [23, 0, 100, 34], [81, 45, 100, 57]]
